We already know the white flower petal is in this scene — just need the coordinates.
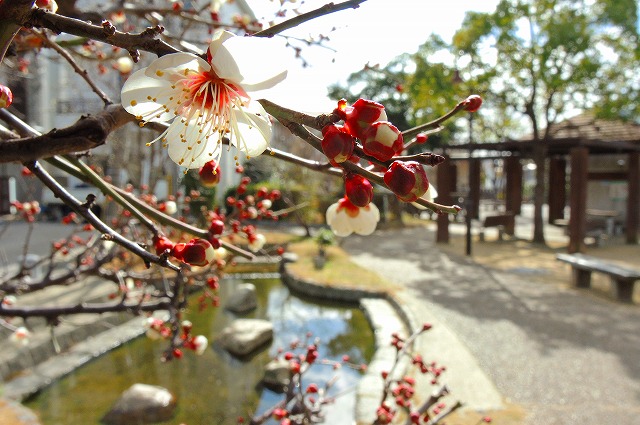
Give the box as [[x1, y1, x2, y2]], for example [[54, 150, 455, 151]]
[[166, 119, 223, 169], [121, 69, 176, 123], [212, 36, 287, 89], [144, 53, 208, 79], [352, 204, 380, 236], [229, 103, 271, 157], [208, 29, 235, 57], [426, 184, 438, 201], [326, 203, 353, 237]]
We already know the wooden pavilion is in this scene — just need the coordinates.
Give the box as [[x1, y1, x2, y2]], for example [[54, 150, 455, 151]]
[[434, 113, 640, 253]]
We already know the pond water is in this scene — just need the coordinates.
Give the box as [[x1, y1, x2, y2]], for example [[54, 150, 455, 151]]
[[26, 277, 375, 424]]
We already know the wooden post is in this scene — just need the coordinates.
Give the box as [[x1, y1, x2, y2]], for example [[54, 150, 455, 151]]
[[468, 159, 481, 219], [548, 157, 567, 223], [568, 147, 589, 253], [436, 157, 453, 243], [505, 156, 522, 215], [627, 152, 639, 244]]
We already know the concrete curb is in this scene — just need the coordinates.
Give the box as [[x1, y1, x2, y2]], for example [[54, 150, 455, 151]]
[[281, 261, 505, 421], [2, 312, 168, 402]]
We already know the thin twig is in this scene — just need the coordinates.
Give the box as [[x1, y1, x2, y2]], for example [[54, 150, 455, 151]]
[[26, 160, 180, 271], [253, 0, 369, 38], [30, 29, 113, 106]]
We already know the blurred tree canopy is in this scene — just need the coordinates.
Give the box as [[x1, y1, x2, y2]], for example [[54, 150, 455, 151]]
[[329, 0, 638, 243]]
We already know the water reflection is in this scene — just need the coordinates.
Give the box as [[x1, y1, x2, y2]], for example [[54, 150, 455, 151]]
[[27, 277, 374, 424]]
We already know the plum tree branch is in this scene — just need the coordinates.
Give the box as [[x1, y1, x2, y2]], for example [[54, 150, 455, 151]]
[[26, 160, 181, 271], [24, 7, 180, 59], [0, 105, 134, 162]]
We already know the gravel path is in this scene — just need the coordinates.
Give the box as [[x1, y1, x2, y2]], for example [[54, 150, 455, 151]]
[[343, 227, 640, 425]]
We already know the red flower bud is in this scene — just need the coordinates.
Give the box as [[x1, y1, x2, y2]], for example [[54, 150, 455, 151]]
[[153, 235, 175, 255], [415, 133, 428, 144], [344, 173, 373, 207], [199, 160, 221, 187], [463, 94, 482, 112], [362, 121, 404, 162], [306, 383, 319, 394], [172, 238, 214, 266], [321, 125, 355, 166], [209, 219, 225, 236], [344, 98, 388, 139], [383, 161, 429, 202], [269, 190, 281, 201]]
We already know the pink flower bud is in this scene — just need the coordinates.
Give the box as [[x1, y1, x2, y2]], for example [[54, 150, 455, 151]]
[[344, 98, 388, 140], [362, 121, 404, 162], [345, 173, 373, 207], [463, 94, 482, 112], [0, 85, 13, 109], [199, 160, 221, 187], [172, 238, 215, 266], [383, 161, 429, 202], [321, 125, 355, 166]]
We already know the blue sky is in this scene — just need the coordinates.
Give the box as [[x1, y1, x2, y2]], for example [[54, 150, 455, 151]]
[[246, 0, 500, 111]]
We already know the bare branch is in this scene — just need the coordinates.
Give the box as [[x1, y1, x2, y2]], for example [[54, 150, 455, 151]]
[[0, 105, 133, 162], [253, 0, 369, 38], [31, 29, 113, 106], [24, 7, 180, 58], [26, 160, 181, 271]]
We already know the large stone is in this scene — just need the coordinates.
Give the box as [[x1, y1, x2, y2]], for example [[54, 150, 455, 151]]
[[225, 283, 257, 314], [101, 383, 176, 425], [262, 359, 291, 392], [218, 319, 273, 357]]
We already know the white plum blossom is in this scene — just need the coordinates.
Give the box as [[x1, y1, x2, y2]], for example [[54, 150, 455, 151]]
[[193, 335, 209, 355], [161, 200, 177, 215], [121, 30, 287, 169], [116, 56, 134, 74], [213, 247, 228, 261], [326, 196, 380, 237], [9, 326, 31, 347], [2, 295, 17, 306], [248, 233, 266, 252]]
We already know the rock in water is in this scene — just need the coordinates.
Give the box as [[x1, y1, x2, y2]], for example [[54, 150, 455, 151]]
[[101, 383, 176, 424], [262, 358, 291, 392], [225, 283, 257, 314], [219, 319, 273, 357]]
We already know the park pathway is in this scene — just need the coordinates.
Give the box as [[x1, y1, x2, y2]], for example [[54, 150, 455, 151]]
[[343, 226, 640, 425]]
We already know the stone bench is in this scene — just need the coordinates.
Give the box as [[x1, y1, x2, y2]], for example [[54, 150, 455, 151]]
[[479, 213, 515, 241], [556, 253, 640, 303]]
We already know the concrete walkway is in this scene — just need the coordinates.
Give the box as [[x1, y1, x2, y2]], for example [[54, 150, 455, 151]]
[[343, 226, 640, 425]]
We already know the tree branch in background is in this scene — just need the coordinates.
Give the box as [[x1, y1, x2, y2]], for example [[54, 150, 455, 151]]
[[31, 28, 113, 106], [253, 0, 369, 38]]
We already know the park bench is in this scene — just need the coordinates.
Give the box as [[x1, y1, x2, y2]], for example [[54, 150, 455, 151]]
[[479, 212, 515, 241], [556, 253, 640, 303]]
